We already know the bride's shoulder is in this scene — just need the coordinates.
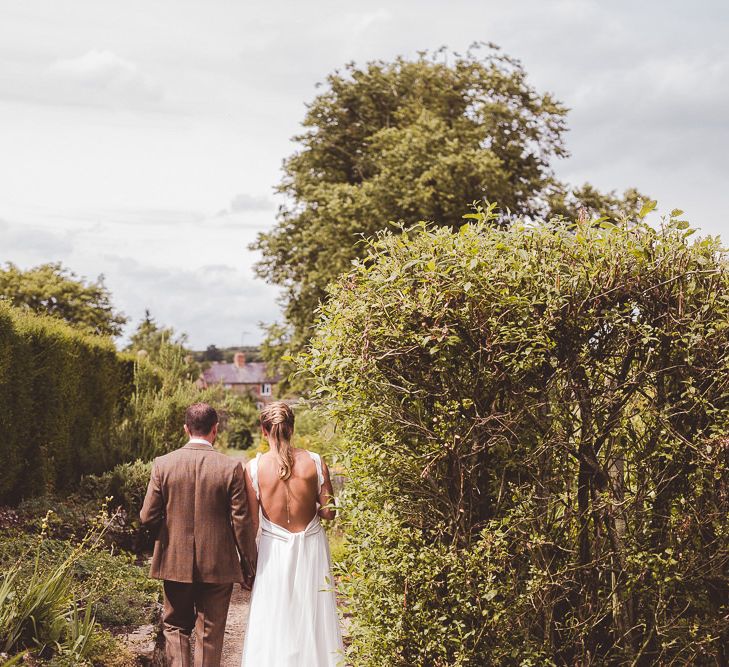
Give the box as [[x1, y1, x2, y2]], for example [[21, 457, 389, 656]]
[[245, 451, 262, 468]]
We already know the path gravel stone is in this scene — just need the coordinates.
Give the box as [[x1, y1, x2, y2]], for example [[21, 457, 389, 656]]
[[221, 585, 251, 667]]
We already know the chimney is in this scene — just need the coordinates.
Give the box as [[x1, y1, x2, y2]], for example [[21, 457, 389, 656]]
[[233, 351, 246, 368]]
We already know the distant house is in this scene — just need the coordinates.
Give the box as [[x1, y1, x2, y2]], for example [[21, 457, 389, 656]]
[[201, 352, 280, 407]]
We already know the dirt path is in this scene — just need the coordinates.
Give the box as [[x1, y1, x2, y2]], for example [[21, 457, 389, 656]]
[[221, 585, 251, 667]]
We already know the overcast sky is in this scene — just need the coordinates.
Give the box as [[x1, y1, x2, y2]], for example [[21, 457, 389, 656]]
[[1, 0, 727, 348]]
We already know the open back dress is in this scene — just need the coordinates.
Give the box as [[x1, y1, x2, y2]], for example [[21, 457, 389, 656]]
[[241, 451, 345, 666]]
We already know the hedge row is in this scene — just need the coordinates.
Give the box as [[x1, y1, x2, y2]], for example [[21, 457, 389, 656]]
[[0, 303, 135, 503], [306, 213, 729, 665]]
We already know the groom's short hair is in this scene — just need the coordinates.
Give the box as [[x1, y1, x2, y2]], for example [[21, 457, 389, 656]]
[[185, 402, 218, 435]]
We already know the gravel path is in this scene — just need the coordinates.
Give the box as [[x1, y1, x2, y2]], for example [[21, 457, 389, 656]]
[[221, 585, 251, 667], [221, 450, 251, 667]]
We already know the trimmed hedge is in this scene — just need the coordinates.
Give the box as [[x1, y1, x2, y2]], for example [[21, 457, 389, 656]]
[[0, 303, 134, 503]]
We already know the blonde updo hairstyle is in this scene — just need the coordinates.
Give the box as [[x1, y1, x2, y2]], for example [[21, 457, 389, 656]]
[[259, 401, 296, 481]]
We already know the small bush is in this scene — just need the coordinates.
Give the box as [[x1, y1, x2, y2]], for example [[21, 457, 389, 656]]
[[111, 353, 259, 461], [79, 460, 152, 520], [216, 392, 260, 450]]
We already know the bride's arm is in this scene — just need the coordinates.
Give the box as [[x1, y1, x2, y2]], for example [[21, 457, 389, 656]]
[[244, 462, 260, 536], [317, 459, 336, 521]]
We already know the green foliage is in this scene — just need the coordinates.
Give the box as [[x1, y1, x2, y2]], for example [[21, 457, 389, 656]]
[[0, 506, 155, 664], [293, 404, 341, 458], [79, 460, 153, 525], [125, 309, 201, 384], [546, 183, 647, 224], [254, 44, 648, 364], [0, 303, 135, 504], [200, 344, 224, 362], [305, 209, 729, 665], [126, 309, 182, 357], [0, 262, 127, 337], [217, 393, 260, 450], [112, 355, 259, 461], [259, 322, 301, 396], [195, 345, 263, 364], [0, 516, 160, 628]]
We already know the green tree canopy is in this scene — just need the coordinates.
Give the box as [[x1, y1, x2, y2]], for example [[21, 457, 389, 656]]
[[254, 44, 647, 359], [0, 262, 127, 337]]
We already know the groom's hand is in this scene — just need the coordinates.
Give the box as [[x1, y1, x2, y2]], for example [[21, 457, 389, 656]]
[[241, 557, 255, 590], [241, 571, 255, 591]]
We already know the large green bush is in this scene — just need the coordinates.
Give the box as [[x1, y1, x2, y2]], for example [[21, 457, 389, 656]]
[[0, 304, 135, 504], [305, 208, 729, 665]]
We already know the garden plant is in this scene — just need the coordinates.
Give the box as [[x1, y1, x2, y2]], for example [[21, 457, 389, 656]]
[[305, 205, 729, 665]]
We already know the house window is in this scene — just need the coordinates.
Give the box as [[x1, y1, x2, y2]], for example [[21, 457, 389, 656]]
[[260, 383, 272, 396]]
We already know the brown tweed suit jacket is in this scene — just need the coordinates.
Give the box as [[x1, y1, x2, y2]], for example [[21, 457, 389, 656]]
[[140, 442, 257, 584]]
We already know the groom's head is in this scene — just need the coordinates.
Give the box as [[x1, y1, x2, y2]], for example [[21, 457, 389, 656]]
[[184, 402, 219, 442]]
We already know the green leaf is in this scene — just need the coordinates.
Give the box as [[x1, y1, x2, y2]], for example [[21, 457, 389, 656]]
[[638, 199, 658, 218]]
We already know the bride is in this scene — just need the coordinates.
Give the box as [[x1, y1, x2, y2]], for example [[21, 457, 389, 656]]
[[242, 401, 345, 666]]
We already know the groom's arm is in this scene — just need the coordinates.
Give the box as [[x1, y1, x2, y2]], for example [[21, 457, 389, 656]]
[[140, 459, 164, 533], [230, 461, 257, 582]]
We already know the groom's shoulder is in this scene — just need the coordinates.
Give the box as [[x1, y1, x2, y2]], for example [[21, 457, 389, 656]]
[[153, 446, 241, 471]]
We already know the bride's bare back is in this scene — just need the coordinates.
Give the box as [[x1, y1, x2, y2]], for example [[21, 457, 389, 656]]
[[257, 449, 315, 528], [254, 448, 334, 531], [245, 401, 336, 534]]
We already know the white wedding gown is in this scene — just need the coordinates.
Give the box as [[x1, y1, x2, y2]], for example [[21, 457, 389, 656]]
[[242, 451, 345, 666]]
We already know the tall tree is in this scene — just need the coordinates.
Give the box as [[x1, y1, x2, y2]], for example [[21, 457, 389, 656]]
[[126, 310, 198, 382], [253, 44, 646, 360], [126, 309, 185, 359], [0, 261, 127, 336]]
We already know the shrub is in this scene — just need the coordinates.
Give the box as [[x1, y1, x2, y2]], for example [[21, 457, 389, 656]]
[[216, 392, 260, 450], [0, 508, 112, 662], [0, 304, 135, 504], [305, 208, 729, 665], [79, 460, 152, 520], [293, 404, 342, 458], [0, 509, 160, 664]]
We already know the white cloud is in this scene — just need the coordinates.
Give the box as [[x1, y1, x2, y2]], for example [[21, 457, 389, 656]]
[[0, 219, 76, 259], [105, 257, 281, 348], [230, 193, 274, 213], [351, 8, 392, 34], [49, 50, 162, 103]]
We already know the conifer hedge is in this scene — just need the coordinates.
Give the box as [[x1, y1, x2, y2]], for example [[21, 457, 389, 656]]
[[306, 207, 729, 665], [0, 303, 135, 503]]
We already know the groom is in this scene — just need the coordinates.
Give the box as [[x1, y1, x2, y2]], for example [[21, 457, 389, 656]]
[[140, 402, 257, 667]]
